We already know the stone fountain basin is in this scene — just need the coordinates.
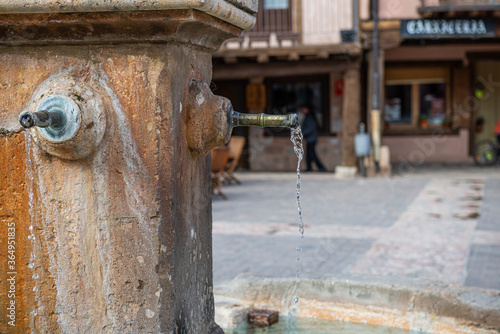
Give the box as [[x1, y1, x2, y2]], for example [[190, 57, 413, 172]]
[[214, 275, 500, 333]]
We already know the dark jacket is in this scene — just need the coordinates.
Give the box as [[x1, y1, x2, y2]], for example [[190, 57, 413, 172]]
[[302, 113, 318, 143]]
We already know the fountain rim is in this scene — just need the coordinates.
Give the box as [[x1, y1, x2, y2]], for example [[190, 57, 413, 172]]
[[214, 275, 500, 333], [0, 0, 257, 30]]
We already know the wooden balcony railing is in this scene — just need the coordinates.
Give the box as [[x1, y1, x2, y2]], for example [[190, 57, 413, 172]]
[[219, 0, 355, 50], [241, 0, 298, 45]]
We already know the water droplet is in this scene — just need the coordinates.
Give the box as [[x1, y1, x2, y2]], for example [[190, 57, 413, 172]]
[[293, 296, 299, 304], [29, 225, 33, 231], [32, 273, 39, 279], [296, 247, 302, 252], [28, 235, 32, 240], [33, 286, 37, 292], [28, 263, 34, 269]]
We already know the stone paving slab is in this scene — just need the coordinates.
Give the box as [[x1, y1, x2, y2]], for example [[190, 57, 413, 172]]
[[465, 244, 500, 290], [212, 167, 500, 291], [212, 234, 373, 283], [350, 177, 482, 284], [477, 179, 500, 232], [213, 173, 427, 228]]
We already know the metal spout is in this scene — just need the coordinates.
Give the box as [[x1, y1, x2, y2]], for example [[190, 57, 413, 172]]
[[185, 79, 300, 157], [231, 111, 299, 129], [19, 110, 64, 129]]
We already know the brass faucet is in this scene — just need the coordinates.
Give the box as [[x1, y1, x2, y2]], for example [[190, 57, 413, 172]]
[[186, 79, 299, 157], [231, 110, 299, 129]]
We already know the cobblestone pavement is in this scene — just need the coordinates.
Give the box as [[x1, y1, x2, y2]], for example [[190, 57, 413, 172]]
[[212, 166, 500, 290]]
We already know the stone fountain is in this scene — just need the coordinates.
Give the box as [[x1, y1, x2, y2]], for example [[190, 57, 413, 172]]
[[0, 1, 297, 333]]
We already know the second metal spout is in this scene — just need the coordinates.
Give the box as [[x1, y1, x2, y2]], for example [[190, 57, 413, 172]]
[[19, 110, 64, 129], [231, 111, 299, 129]]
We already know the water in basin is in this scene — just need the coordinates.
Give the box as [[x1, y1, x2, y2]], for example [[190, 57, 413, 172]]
[[225, 315, 428, 334]]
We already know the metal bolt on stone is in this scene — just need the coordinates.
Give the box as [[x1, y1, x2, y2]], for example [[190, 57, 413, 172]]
[[19, 110, 64, 129]]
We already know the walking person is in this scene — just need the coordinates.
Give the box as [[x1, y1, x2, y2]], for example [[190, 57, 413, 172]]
[[300, 103, 326, 172]]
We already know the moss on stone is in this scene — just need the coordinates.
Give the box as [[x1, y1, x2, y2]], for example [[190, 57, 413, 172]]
[[0, 128, 15, 137]]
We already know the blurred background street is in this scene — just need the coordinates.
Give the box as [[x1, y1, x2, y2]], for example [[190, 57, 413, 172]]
[[212, 166, 500, 291]]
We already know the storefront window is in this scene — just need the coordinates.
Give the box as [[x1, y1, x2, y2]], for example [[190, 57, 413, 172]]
[[384, 67, 450, 129], [385, 84, 412, 124], [419, 83, 446, 125], [384, 77, 448, 129]]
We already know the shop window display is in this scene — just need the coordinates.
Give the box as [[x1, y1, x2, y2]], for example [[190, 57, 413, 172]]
[[384, 80, 447, 128]]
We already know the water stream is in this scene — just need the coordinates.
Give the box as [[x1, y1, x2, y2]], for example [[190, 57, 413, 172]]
[[290, 126, 304, 305], [24, 131, 39, 321]]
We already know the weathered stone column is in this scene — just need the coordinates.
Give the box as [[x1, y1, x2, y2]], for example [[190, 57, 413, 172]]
[[342, 66, 361, 167], [0, 2, 256, 333]]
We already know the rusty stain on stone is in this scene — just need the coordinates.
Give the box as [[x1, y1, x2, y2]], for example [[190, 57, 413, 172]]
[[0, 22, 234, 334], [0, 133, 36, 332], [0, 1, 256, 332]]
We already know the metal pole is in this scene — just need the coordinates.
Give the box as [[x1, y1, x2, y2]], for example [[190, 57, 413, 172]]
[[353, 0, 359, 43], [372, 0, 379, 110], [371, 0, 381, 172]]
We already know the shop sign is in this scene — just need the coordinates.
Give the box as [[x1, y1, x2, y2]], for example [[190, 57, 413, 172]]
[[401, 18, 495, 38], [334, 79, 344, 96]]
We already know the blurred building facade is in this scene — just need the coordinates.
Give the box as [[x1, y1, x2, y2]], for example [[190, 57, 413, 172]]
[[369, 0, 500, 165], [212, 0, 363, 171], [212, 0, 500, 171]]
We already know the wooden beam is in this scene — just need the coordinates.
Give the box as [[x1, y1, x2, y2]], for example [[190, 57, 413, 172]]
[[385, 44, 500, 62], [214, 43, 362, 59], [256, 53, 269, 63], [212, 59, 359, 80], [223, 56, 238, 64], [361, 20, 400, 31], [363, 29, 402, 50], [288, 52, 300, 61], [317, 50, 330, 59]]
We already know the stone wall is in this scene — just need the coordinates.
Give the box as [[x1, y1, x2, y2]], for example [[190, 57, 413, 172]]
[[0, 9, 242, 333], [248, 128, 342, 171]]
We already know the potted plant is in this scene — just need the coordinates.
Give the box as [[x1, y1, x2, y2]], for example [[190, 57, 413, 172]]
[[420, 115, 428, 129], [443, 117, 452, 129]]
